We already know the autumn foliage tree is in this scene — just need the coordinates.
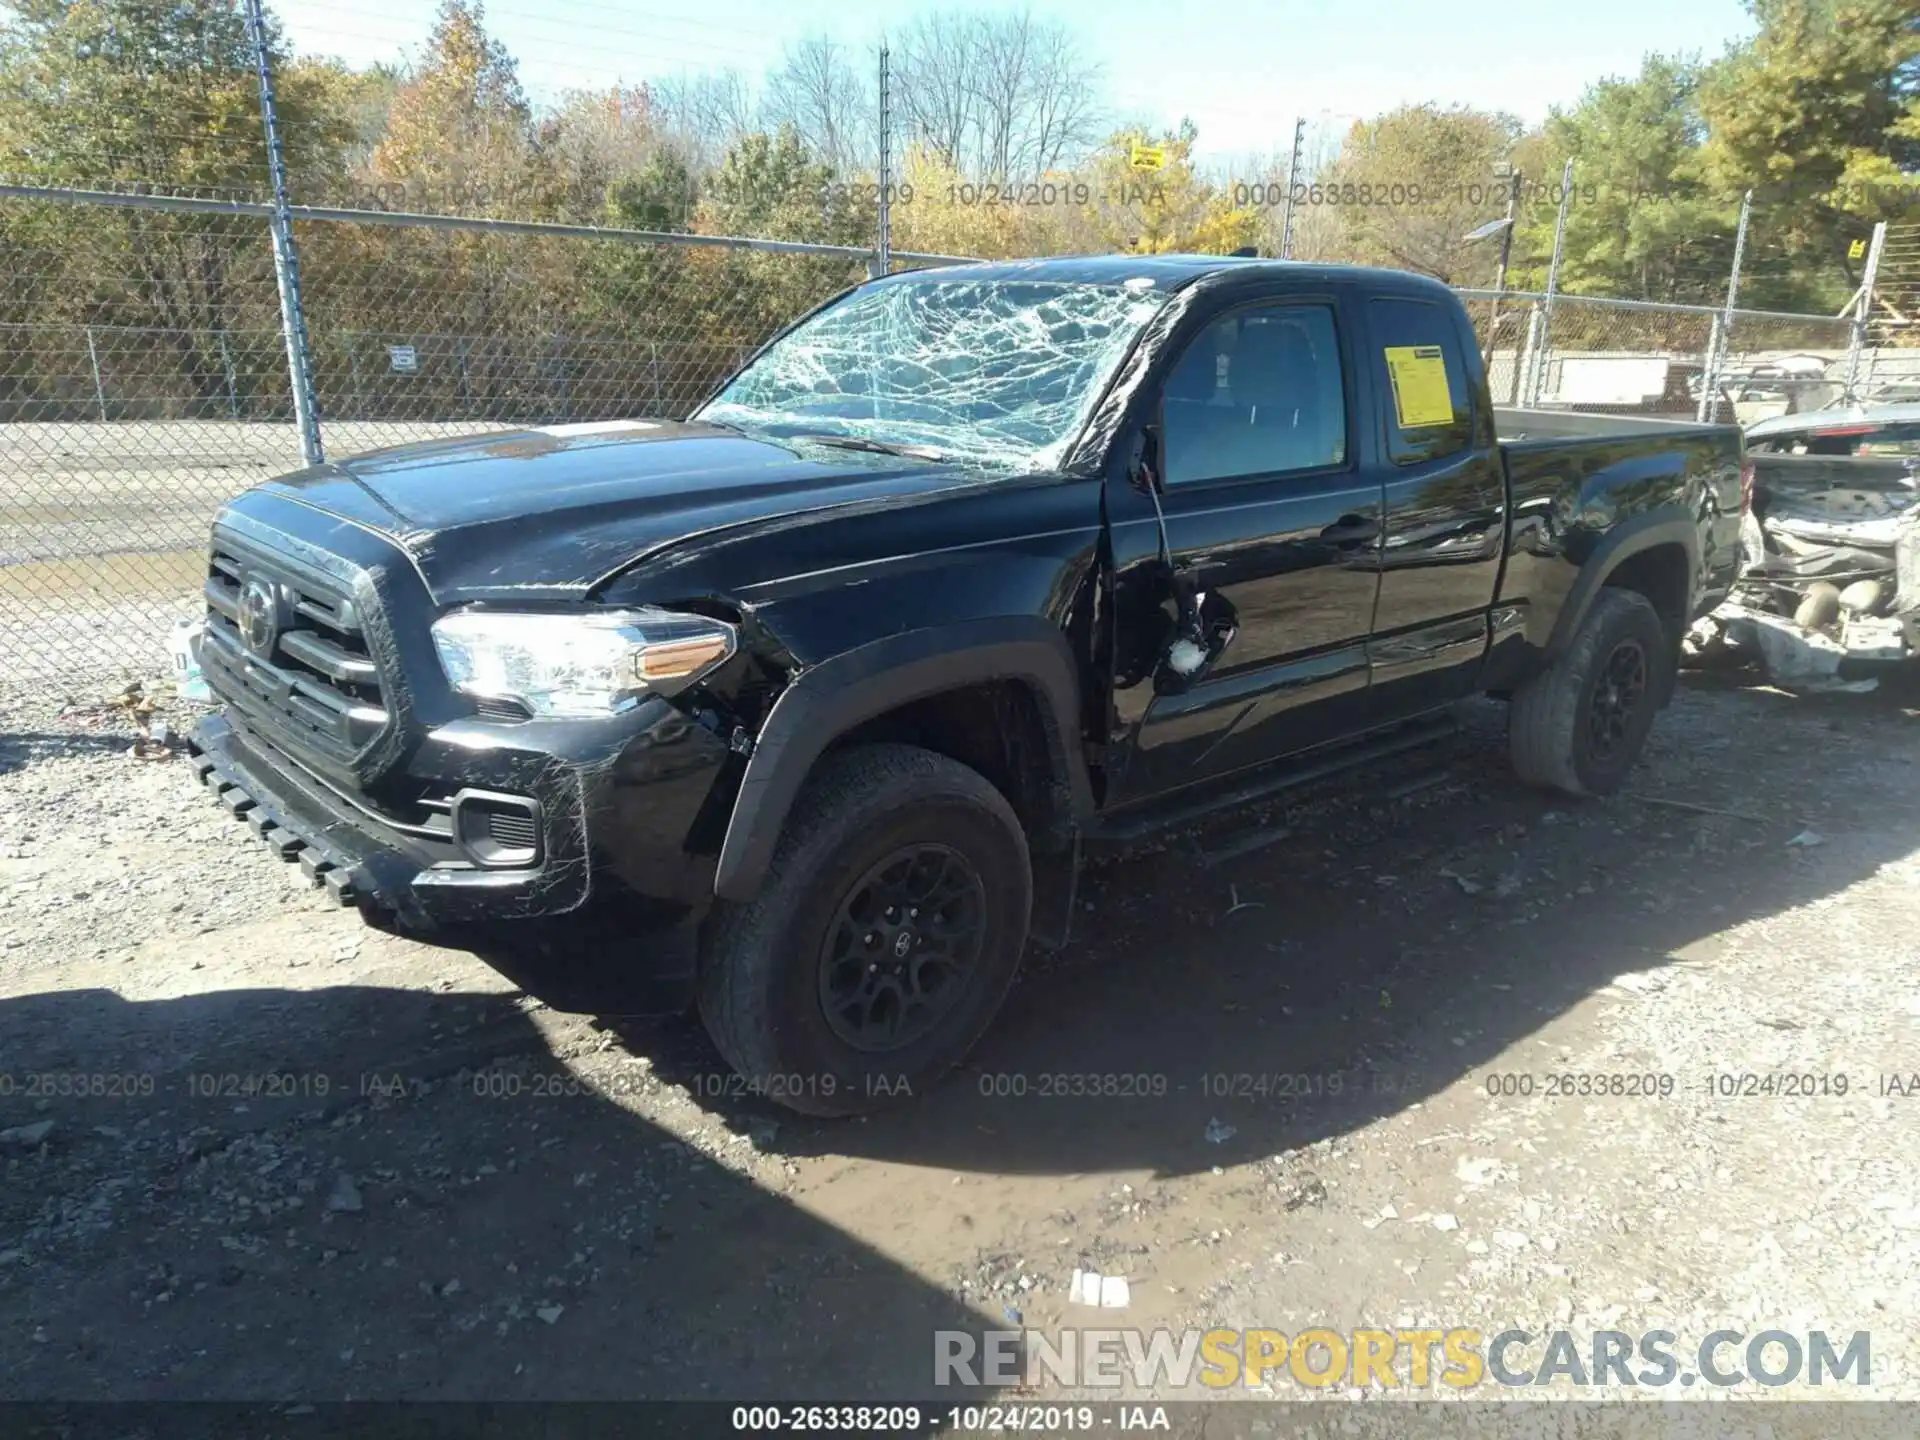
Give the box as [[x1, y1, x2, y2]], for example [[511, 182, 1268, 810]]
[[4, 0, 1919, 421]]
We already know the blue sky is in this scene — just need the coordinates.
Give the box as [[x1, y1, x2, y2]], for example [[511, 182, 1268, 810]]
[[275, 0, 1757, 163]]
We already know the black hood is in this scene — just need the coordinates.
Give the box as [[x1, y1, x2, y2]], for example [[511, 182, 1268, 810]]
[[258, 420, 981, 604]]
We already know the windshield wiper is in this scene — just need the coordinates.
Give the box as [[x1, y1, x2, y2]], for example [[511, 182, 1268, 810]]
[[791, 433, 950, 462]]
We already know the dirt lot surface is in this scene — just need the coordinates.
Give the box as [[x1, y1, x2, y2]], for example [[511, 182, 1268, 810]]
[[1, 670, 1917, 1409]]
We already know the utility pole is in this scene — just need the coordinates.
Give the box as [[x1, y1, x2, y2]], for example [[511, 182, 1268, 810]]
[[1481, 165, 1522, 378], [1844, 221, 1888, 404], [873, 45, 892, 279], [1279, 116, 1305, 260], [1526, 157, 1575, 408], [1698, 188, 1752, 423], [244, 0, 322, 465]]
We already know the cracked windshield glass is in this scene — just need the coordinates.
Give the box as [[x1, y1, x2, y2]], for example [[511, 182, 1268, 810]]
[[700, 279, 1169, 469]]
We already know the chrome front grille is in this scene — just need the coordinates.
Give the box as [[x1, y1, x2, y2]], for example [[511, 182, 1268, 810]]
[[201, 538, 390, 767]]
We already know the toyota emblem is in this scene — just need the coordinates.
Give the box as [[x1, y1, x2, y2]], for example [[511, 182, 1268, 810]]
[[238, 576, 280, 658]]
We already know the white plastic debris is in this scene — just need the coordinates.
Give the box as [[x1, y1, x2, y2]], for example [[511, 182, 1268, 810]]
[[1068, 1268, 1131, 1309], [1786, 829, 1825, 848], [1455, 1157, 1502, 1186], [1204, 1118, 1237, 1145], [1166, 638, 1208, 676], [171, 619, 211, 702]]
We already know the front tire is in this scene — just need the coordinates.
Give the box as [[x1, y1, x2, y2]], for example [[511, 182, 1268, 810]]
[[696, 743, 1032, 1117], [1509, 588, 1671, 797]]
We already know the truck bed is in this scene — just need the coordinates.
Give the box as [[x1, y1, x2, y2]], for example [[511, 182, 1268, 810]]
[[1489, 406, 1747, 628], [1492, 406, 1739, 445]]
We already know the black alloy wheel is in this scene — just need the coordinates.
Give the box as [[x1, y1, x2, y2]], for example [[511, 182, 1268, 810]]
[[1586, 638, 1649, 763], [817, 843, 987, 1051]]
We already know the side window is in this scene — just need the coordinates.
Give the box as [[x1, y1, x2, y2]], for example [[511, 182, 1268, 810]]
[[1369, 297, 1473, 465], [1160, 304, 1346, 486]]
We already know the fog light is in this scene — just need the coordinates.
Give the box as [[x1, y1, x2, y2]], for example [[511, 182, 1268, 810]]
[[450, 790, 542, 868]]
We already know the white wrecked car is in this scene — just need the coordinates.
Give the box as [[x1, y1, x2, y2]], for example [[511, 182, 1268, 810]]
[[1692, 404, 1920, 689]]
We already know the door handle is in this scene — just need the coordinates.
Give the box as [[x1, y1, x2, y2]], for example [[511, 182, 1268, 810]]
[[1319, 515, 1380, 547]]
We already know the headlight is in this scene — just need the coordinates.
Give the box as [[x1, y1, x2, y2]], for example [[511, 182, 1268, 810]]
[[430, 608, 737, 718]]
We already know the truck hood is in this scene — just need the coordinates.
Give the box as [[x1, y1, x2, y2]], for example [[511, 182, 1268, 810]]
[[259, 419, 982, 603]]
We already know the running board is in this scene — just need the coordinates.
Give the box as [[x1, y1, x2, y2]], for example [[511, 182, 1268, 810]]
[[1085, 713, 1461, 846]]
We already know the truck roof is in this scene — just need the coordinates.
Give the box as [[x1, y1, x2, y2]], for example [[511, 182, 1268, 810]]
[[877, 253, 1459, 301]]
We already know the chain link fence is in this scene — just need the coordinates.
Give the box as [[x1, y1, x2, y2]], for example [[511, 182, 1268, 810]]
[[1460, 289, 1854, 420], [1852, 221, 1920, 404], [0, 184, 1875, 692], [0, 190, 877, 684]]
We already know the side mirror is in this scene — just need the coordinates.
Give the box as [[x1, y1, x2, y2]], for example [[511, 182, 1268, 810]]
[[1128, 423, 1164, 496]]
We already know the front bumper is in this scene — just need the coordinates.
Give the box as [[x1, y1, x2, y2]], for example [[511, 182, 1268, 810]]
[[188, 700, 735, 931]]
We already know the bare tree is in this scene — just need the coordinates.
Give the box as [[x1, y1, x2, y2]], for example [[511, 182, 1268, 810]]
[[894, 12, 982, 171], [760, 35, 872, 174], [893, 9, 1101, 182], [651, 68, 755, 171], [1019, 21, 1101, 176]]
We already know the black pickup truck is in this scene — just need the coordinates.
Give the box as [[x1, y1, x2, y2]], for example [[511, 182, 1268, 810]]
[[189, 255, 1745, 1114]]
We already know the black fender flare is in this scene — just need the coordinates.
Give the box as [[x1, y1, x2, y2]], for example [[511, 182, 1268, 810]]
[[712, 617, 1093, 902], [1545, 509, 1701, 662]]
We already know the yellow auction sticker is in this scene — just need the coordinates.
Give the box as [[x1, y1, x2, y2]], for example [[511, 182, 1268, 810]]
[[1129, 143, 1167, 171], [1384, 345, 1455, 429]]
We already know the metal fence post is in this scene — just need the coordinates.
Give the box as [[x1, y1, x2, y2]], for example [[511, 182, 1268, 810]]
[[244, 0, 323, 465], [1525, 158, 1575, 407], [1516, 302, 1541, 406], [1280, 116, 1305, 260], [871, 45, 892, 280], [83, 325, 107, 421], [1844, 221, 1888, 403]]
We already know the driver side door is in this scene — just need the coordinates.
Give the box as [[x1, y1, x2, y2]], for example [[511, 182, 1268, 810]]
[[1104, 288, 1386, 806]]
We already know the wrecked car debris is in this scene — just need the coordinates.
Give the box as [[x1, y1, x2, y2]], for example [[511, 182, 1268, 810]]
[[1694, 406, 1920, 686]]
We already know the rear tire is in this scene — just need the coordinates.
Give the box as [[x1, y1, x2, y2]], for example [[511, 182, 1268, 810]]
[[696, 743, 1031, 1117], [1509, 588, 1671, 797]]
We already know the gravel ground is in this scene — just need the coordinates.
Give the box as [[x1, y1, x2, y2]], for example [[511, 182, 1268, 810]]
[[1, 665, 1917, 1412]]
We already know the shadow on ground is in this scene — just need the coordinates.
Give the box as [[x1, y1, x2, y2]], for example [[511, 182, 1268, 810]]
[[8, 679, 1911, 1402], [467, 684, 1920, 1181], [0, 982, 998, 1401]]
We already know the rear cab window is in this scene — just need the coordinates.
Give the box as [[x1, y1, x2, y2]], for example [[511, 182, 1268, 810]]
[[1368, 296, 1473, 465]]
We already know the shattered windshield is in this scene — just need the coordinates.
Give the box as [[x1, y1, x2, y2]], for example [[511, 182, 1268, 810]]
[[697, 278, 1171, 470]]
